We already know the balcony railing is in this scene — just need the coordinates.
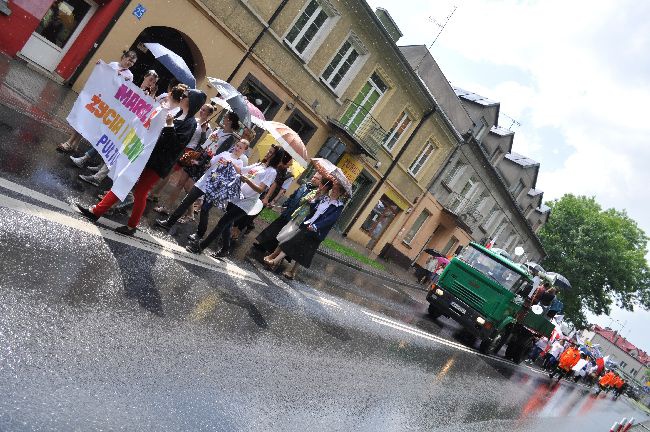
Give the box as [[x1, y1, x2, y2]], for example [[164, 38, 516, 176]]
[[330, 100, 388, 157], [444, 192, 483, 225]]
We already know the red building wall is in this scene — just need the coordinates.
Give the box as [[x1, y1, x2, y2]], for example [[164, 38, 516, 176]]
[[0, 0, 53, 56], [56, 0, 127, 80], [0, 0, 126, 81]]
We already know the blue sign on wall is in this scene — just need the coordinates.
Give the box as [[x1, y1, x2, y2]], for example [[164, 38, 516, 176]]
[[133, 4, 147, 20]]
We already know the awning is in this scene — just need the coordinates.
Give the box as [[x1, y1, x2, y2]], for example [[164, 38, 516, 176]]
[[384, 188, 410, 211]]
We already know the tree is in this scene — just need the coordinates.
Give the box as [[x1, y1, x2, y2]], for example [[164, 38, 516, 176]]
[[538, 195, 650, 327]]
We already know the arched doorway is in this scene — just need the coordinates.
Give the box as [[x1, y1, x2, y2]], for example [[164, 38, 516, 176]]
[[129, 26, 205, 94]]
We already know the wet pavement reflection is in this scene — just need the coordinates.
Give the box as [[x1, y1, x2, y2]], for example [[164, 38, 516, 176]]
[[0, 73, 647, 431]]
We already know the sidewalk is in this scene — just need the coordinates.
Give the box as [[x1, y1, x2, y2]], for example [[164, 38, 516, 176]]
[[0, 53, 425, 292]]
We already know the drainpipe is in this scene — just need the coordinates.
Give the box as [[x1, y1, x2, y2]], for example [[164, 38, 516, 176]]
[[227, 0, 290, 82], [343, 108, 436, 235]]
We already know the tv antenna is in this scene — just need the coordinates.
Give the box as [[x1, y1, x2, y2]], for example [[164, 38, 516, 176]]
[[415, 5, 458, 71], [501, 113, 522, 131]]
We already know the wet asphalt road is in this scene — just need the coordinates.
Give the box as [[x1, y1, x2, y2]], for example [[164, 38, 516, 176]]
[[0, 81, 648, 431]]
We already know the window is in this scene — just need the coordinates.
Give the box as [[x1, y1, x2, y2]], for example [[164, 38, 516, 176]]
[[482, 205, 499, 228], [443, 161, 465, 187], [448, 177, 477, 214], [441, 236, 458, 255], [620, 361, 628, 368], [409, 141, 436, 176], [490, 147, 503, 164], [474, 117, 489, 142], [403, 210, 431, 244], [511, 180, 525, 199], [285, 0, 336, 57], [383, 111, 412, 151], [458, 245, 524, 290], [285, 110, 316, 144], [317, 136, 346, 164], [322, 39, 359, 90], [340, 72, 388, 133]]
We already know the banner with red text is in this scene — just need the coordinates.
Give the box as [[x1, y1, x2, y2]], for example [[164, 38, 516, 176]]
[[67, 61, 166, 200]]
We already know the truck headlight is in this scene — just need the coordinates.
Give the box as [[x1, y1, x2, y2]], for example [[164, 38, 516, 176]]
[[435, 288, 444, 296], [476, 317, 486, 325]]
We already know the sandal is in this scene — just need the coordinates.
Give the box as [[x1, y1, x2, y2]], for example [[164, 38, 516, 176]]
[[263, 258, 280, 271], [56, 142, 73, 153], [154, 206, 169, 214], [283, 271, 295, 280]]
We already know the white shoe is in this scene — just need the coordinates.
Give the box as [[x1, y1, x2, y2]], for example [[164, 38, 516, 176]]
[[70, 155, 89, 168], [87, 165, 102, 173]]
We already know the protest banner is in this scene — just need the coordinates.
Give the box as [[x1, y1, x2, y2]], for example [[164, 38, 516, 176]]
[[66, 61, 167, 200]]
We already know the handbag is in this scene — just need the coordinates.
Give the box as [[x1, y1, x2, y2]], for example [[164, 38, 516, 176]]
[[276, 221, 300, 244], [178, 148, 202, 167]]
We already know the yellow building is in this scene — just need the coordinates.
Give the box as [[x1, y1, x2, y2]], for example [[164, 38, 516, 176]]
[[72, 0, 463, 257]]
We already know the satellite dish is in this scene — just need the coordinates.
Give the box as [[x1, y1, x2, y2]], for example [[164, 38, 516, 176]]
[[531, 305, 543, 315], [514, 246, 525, 257]]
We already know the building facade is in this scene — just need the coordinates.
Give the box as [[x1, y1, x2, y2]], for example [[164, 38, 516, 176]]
[[583, 325, 650, 386], [382, 45, 548, 269]]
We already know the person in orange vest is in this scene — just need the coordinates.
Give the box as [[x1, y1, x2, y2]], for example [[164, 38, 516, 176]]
[[549, 344, 581, 380], [595, 370, 616, 395]]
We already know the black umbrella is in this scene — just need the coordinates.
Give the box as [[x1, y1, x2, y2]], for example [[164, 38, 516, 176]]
[[424, 248, 445, 258], [547, 272, 572, 290]]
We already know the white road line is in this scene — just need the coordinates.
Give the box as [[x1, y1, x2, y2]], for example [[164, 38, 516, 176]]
[[0, 190, 265, 285], [362, 310, 552, 372]]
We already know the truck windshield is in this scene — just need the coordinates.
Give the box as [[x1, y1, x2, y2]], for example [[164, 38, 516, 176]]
[[458, 246, 523, 290]]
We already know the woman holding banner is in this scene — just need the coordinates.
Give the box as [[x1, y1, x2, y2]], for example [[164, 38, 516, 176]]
[[77, 88, 207, 236], [58, 50, 138, 153], [72, 70, 160, 177]]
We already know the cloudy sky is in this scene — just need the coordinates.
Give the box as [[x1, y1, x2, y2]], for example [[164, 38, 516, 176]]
[[366, 0, 650, 351]]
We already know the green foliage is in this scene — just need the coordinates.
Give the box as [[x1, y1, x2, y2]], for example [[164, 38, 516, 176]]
[[538, 195, 650, 327], [321, 238, 386, 271]]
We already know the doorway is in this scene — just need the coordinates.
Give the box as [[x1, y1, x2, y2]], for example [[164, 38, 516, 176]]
[[20, 0, 97, 72]]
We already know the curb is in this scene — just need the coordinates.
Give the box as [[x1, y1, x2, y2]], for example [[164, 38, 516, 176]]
[[316, 248, 428, 292]]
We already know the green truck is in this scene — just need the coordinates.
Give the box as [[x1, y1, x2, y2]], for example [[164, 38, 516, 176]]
[[425, 242, 555, 363]]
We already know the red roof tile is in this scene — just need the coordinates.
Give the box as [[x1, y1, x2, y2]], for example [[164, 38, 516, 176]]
[[593, 325, 650, 366]]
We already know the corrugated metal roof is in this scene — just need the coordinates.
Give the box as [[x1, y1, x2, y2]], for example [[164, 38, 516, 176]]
[[453, 86, 499, 106], [505, 152, 539, 167]]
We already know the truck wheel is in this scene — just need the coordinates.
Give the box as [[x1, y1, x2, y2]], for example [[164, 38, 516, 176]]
[[428, 304, 441, 319], [479, 330, 507, 354], [506, 335, 534, 364]]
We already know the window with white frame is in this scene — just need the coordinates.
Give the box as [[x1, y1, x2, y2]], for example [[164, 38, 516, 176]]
[[403, 210, 430, 244], [285, 0, 336, 57], [409, 141, 436, 176], [383, 111, 412, 151], [322, 36, 364, 90]]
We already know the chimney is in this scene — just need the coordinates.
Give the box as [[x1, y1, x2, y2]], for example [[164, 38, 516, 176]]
[[375, 8, 403, 43]]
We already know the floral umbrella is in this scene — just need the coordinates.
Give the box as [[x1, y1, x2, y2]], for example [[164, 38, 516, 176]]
[[311, 158, 353, 196]]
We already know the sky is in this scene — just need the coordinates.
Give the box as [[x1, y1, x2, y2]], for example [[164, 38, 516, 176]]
[[366, 0, 650, 353]]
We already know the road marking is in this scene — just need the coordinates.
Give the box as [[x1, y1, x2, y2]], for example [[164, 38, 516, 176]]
[[0, 189, 265, 286]]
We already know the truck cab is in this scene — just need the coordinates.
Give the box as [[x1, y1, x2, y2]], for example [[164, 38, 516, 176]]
[[426, 243, 554, 362]]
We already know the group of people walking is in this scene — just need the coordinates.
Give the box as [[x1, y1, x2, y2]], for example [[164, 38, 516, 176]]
[[526, 336, 627, 398], [62, 51, 348, 278]]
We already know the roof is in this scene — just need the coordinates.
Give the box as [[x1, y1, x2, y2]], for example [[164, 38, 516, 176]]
[[504, 152, 540, 168], [528, 188, 543, 197], [593, 325, 650, 366], [490, 125, 514, 137], [454, 87, 499, 107]]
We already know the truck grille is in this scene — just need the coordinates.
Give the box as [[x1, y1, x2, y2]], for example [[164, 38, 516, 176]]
[[451, 281, 486, 309]]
